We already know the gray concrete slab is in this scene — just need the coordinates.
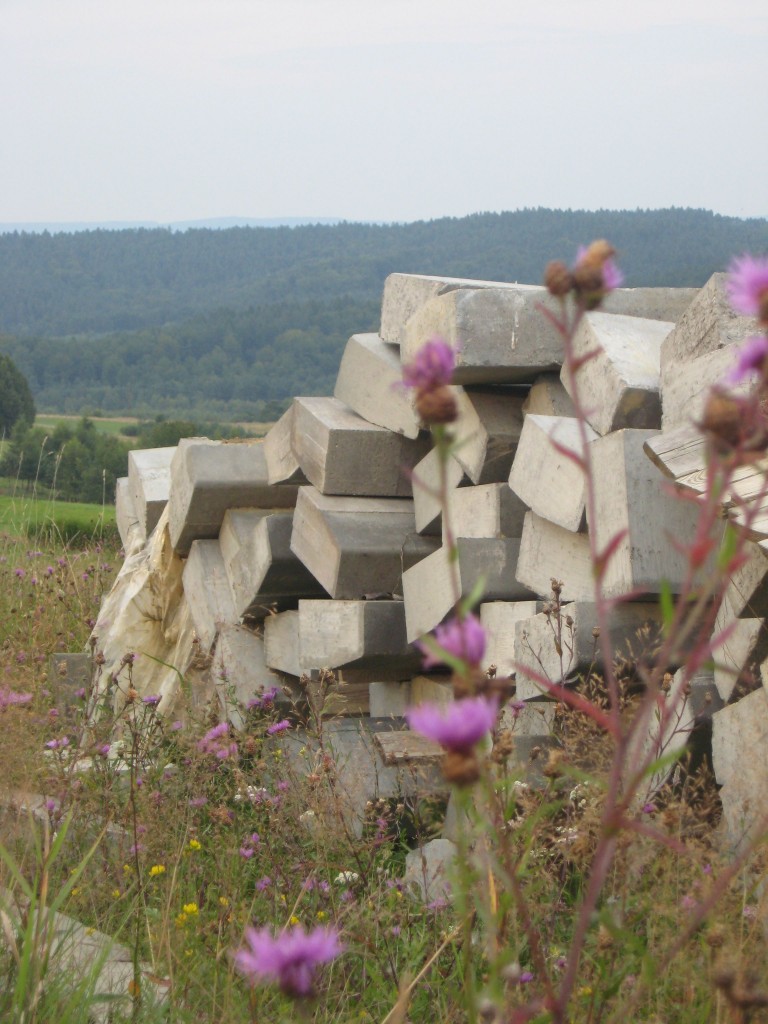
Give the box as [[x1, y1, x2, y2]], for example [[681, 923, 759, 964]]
[[333, 333, 422, 438], [182, 539, 238, 653]]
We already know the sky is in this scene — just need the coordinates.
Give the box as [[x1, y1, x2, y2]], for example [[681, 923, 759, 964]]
[[1, 0, 766, 225]]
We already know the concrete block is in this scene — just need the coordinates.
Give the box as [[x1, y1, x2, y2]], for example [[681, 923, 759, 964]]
[[212, 623, 287, 729], [589, 429, 718, 598], [369, 681, 412, 717], [480, 601, 544, 678], [405, 838, 455, 902], [289, 486, 437, 599], [402, 538, 536, 643], [453, 388, 525, 484], [182, 540, 238, 653], [509, 415, 598, 532], [514, 600, 661, 697], [561, 312, 672, 436], [711, 688, 768, 850], [128, 446, 176, 538], [516, 511, 594, 602], [660, 273, 757, 375], [291, 396, 430, 496], [411, 447, 468, 536], [115, 476, 144, 552], [334, 333, 421, 438], [262, 406, 307, 484], [522, 374, 576, 418], [168, 438, 299, 555], [410, 676, 454, 706], [661, 345, 751, 432], [220, 510, 325, 619], [724, 541, 768, 619], [712, 561, 768, 701], [449, 483, 527, 541]]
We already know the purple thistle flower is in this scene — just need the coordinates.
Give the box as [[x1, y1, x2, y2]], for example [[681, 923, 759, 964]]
[[142, 694, 161, 706], [520, 971, 534, 984], [723, 334, 768, 385], [267, 719, 291, 735], [574, 244, 624, 293], [0, 689, 33, 711], [234, 924, 343, 997], [14, 568, 25, 579], [417, 613, 487, 670], [406, 695, 498, 753], [726, 254, 768, 319], [401, 337, 456, 392], [255, 876, 272, 891]]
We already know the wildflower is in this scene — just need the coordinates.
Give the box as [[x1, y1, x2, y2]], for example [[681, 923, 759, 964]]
[[520, 971, 534, 984], [267, 719, 291, 735], [45, 736, 70, 751], [149, 864, 166, 877], [142, 694, 161, 707], [546, 240, 623, 310], [183, 902, 198, 916], [14, 568, 25, 579], [726, 254, 768, 323], [188, 838, 201, 851], [234, 923, 343, 997], [289, 915, 301, 926], [417, 613, 486, 671], [401, 336, 459, 424], [97, 744, 111, 757], [112, 889, 121, 899], [316, 910, 327, 921], [198, 721, 238, 760], [406, 696, 497, 753], [407, 695, 498, 785], [723, 333, 768, 385], [255, 876, 272, 891], [334, 871, 359, 885], [0, 688, 33, 711]]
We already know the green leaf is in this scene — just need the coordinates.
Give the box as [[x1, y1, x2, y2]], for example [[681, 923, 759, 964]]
[[658, 579, 675, 635]]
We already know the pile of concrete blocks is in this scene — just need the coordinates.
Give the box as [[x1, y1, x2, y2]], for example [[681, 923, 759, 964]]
[[95, 270, 767, 848]]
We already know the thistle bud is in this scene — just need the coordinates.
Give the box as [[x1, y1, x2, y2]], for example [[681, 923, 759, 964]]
[[544, 260, 573, 298]]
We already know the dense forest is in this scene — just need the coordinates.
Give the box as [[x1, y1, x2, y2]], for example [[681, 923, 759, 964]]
[[0, 208, 766, 420]]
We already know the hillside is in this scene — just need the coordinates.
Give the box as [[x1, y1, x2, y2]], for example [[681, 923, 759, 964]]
[[0, 207, 766, 420]]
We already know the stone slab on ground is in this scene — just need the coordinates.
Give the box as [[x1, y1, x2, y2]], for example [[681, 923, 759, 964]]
[[220, 509, 325, 619], [509, 415, 598, 532], [711, 687, 768, 851], [402, 538, 536, 643], [182, 539, 238, 653], [480, 601, 544, 678], [515, 511, 595, 602], [291, 396, 430, 497], [168, 438, 300, 555], [128, 446, 176, 538], [590, 428, 717, 599], [289, 486, 437, 600], [561, 312, 672, 436], [334, 332, 421, 438], [514, 600, 661, 697]]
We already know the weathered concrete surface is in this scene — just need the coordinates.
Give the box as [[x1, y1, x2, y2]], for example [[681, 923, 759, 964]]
[[262, 406, 307, 485], [515, 511, 594, 602], [290, 487, 437, 600], [722, 541, 768, 619], [450, 483, 527, 541], [402, 538, 536, 643], [660, 273, 757, 375], [514, 600, 661, 697], [562, 312, 672, 436], [213, 623, 288, 728], [523, 373, 576, 418], [115, 476, 144, 554], [453, 388, 525, 484], [712, 563, 768, 702], [128, 446, 176, 538], [264, 600, 419, 681], [480, 600, 544, 678], [589, 428, 718, 598], [334, 333, 422, 438], [369, 680, 412, 717], [220, 510, 324, 619], [661, 345, 752, 432], [711, 687, 768, 851], [168, 438, 300, 555], [182, 539, 237, 653], [509, 415, 598, 532], [404, 838, 455, 902], [291, 396, 430, 496], [411, 447, 468, 536]]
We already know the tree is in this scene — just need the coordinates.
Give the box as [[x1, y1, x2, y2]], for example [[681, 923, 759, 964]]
[[0, 353, 35, 434]]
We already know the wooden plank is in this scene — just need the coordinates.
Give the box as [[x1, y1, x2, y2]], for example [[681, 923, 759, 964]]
[[374, 730, 443, 765], [643, 424, 707, 482]]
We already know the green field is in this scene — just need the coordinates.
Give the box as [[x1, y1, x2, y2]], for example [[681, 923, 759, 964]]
[[34, 413, 140, 438], [0, 492, 116, 544]]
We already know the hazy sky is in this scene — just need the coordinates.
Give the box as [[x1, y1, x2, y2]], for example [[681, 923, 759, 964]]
[[1, 0, 766, 224]]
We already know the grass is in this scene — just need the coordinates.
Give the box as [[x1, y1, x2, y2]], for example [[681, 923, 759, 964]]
[[0, 493, 116, 545], [34, 414, 141, 438]]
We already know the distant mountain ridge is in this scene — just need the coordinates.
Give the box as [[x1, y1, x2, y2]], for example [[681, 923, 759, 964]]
[[0, 216, 343, 234], [0, 207, 766, 421]]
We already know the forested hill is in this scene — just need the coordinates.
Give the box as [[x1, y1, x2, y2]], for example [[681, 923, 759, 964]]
[[0, 207, 766, 421]]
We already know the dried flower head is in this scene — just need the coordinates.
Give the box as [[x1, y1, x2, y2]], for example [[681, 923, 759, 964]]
[[233, 924, 343, 997], [401, 336, 459, 424], [727, 254, 768, 324]]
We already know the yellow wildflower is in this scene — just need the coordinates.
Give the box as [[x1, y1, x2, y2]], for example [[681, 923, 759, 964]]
[[188, 839, 201, 851], [316, 910, 328, 921], [112, 889, 121, 900], [183, 902, 198, 916], [149, 864, 166, 877], [175, 913, 188, 928], [289, 915, 300, 926], [218, 896, 230, 907]]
